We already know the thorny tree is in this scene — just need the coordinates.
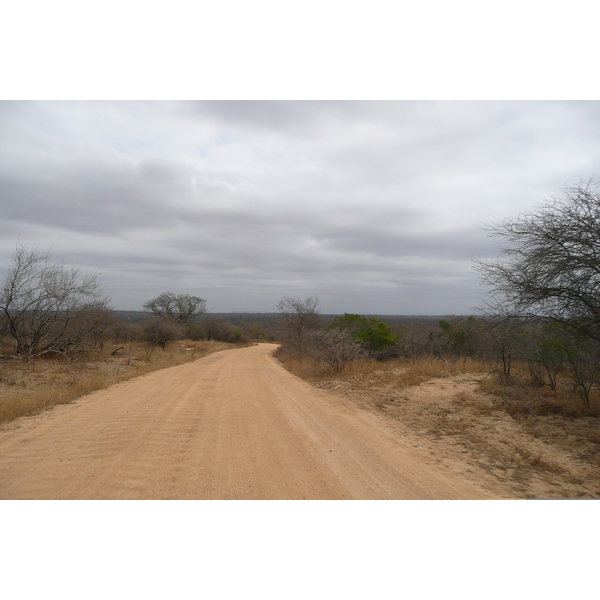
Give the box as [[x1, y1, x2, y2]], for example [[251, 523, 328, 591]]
[[143, 292, 206, 324], [0, 242, 110, 358], [474, 182, 600, 343]]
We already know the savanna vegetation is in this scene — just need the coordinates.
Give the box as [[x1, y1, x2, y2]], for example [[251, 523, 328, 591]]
[[0, 243, 272, 424], [275, 183, 600, 419], [275, 298, 600, 420]]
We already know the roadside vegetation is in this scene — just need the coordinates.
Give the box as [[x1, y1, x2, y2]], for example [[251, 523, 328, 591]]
[[0, 339, 240, 425], [0, 242, 270, 425]]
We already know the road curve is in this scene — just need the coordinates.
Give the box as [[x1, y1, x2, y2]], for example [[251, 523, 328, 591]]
[[0, 344, 494, 499]]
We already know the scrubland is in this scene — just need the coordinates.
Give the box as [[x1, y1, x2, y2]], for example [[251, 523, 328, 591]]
[[3, 304, 600, 499]]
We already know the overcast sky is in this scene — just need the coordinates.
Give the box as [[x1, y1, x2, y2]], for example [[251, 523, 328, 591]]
[[1, 100, 599, 314]]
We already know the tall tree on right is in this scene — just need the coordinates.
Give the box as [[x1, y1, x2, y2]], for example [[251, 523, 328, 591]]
[[474, 182, 600, 343]]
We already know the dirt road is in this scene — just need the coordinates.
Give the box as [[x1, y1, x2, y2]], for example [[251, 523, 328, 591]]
[[0, 344, 501, 499]]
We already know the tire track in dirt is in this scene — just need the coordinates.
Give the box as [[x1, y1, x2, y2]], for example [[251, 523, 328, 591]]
[[0, 344, 501, 499]]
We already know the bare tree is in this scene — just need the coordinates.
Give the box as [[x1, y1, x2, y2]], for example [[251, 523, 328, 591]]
[[143, 292, 206, 324], [0, 242, 110, 358], [276, 295, 321, 352], [474, 182, 600, 342]]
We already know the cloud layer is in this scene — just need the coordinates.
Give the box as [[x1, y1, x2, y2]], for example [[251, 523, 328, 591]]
[[1, 101, 599, 314]]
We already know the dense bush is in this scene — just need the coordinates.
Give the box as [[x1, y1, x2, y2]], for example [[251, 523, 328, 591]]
[[305, 329, 363, 372], [330, 313, 400, 356], [139, 317, 184, 350]]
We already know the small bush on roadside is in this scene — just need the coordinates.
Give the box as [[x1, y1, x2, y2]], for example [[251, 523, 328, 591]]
[[305, 329, 363, 373]]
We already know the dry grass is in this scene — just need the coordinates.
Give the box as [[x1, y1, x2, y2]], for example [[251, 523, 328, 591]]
[[514, 448, 566, 475], [477, 364, 600, 417], [0, 376, 115, 425], [587, 431, 600, 445], [275, 348, 494, 390], [391, 356, 492, 388], [0, 340, 244, 425]]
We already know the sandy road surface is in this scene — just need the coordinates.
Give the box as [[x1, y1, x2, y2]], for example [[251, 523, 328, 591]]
[[0, 344, 498, 499]]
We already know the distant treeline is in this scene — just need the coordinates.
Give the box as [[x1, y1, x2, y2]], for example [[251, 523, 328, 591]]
[[113, 310, 453, 326]]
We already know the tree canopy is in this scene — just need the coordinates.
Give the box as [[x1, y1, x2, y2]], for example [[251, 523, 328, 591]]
[[330, 313, 399, 355], [143, 293, 206, 324], [1, 242, 110, 358], [474, 182, 600, 342]]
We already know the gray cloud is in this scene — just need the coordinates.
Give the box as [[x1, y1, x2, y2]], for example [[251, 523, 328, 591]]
[[1, 100, 599, 314]]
